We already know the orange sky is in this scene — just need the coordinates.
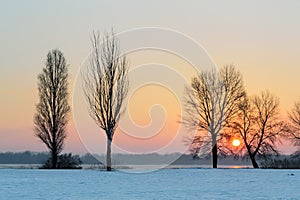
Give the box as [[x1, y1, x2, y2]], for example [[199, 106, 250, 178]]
[[0, 1, 299, 154]]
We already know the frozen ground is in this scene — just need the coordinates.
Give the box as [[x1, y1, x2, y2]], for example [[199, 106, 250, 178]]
[[0, 168, 299, 200]]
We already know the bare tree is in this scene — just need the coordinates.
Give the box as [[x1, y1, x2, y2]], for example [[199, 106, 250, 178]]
[[288, 100, 300, 153], [288, 100, 300, 140], [232, 91, 286, 168], [34, 49, 70, 169], [82, 31, 128, 171], [184, 65, 245, 168]]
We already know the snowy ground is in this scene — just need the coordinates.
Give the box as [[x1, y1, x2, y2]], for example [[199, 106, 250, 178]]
[[0, 168, 299, 199]]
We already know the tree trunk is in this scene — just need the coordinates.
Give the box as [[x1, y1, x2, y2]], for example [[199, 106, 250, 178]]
[[212, 136, 218, 168], [106, 138, 112, 171], [51, 151, 58, 169], [212, 143, 218, 168], [249, 153, 259, 168], [246, 145, 259, 168]]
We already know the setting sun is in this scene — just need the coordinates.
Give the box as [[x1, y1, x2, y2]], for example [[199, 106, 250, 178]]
[[232, 139, 241, 147]]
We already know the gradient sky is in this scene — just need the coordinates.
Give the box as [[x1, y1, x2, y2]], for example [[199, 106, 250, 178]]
[[0, 0, 300, 154]]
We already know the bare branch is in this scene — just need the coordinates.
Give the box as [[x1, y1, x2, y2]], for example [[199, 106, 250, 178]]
[[288, 100, 300, 141]]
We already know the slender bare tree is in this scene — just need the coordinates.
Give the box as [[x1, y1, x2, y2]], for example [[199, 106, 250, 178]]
[[231, 91, 286, 168], [34, 49, 70, 169], [184, 65, 245, 168], [82, 31, 128, 171]]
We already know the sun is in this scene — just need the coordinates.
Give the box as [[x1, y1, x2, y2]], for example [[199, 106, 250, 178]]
[[232, 139, 241, 147]]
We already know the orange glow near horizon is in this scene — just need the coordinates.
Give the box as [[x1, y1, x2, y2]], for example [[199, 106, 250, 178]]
[[114, 84, 183, 153], [1, 1, 300, 155]]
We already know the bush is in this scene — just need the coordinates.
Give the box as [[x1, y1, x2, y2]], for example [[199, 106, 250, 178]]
[[41, 153, 82, 169]]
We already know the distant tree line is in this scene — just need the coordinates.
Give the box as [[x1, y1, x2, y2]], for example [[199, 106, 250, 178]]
[[0, 151, 251, 166], [0, 152, 98, 165], [260, 154, 300, 169], [2, 151, 299, 169], [0, 151, 49, 164]]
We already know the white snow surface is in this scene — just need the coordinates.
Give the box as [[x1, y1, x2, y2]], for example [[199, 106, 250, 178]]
[[0, 168, 299, 199]]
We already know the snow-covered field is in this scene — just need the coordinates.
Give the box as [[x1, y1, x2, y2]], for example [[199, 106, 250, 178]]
[[1, 168, 299, 199]]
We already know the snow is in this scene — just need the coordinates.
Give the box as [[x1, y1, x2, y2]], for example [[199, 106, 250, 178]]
[[0, 168, 299, 199]]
